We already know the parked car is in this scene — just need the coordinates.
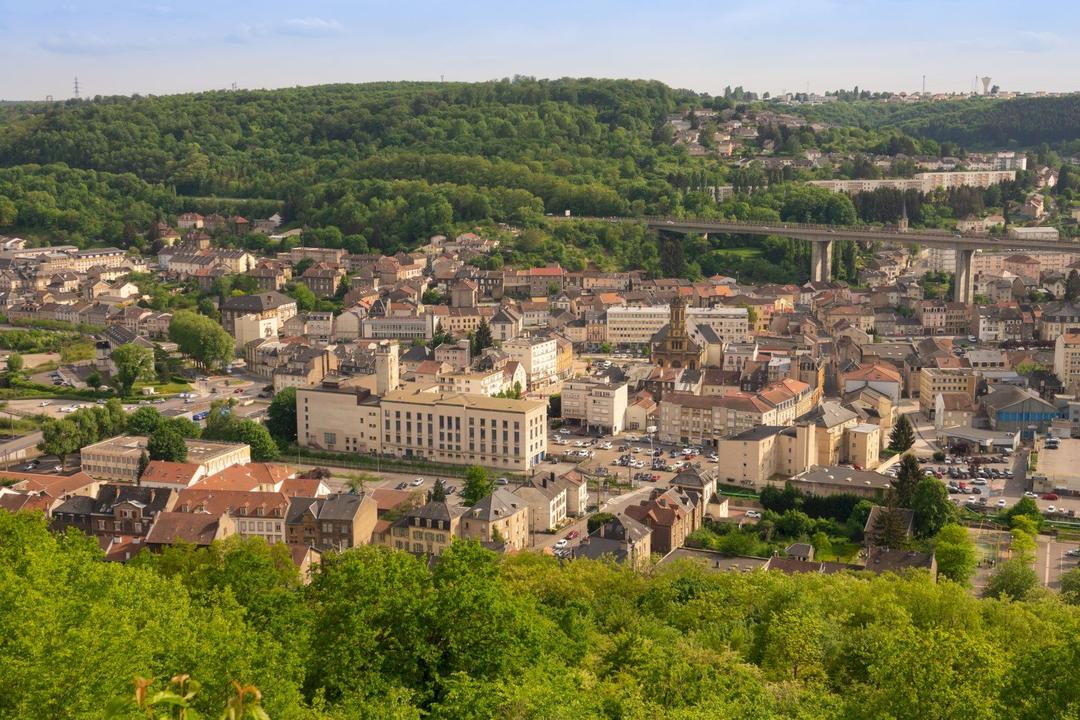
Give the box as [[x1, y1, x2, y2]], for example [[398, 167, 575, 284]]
[[566, 530, 579, 540], [744, 510, 762, 520], [1043, 493, 1060, 501], [411, 478, 424, 487], [496, 477, 509, 485], [554, 539, 568, 549]]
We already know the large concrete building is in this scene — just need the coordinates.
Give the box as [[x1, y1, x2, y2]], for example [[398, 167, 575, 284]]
[[560, 377, 629, 435], [81, 436, 250, 483], [296, 378, 548, 472], [502, 336, 558, 390], [380, 386, 548, 472], [605, 305, 749, 346]]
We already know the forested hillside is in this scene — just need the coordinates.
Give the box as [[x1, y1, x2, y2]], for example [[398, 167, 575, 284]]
[[797, 95, 1080, 150], [2, 511, 1079, 720]]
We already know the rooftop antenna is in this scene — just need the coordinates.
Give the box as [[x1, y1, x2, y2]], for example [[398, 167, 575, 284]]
[[72, 76, 80, 99]]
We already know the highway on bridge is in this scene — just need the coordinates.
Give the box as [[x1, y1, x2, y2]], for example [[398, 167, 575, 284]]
[[563, 215, 1077, 301], [572, 215, 1078, 254]]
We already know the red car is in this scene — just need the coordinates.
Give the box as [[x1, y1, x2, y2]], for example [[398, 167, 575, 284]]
[[566, 530, 579, 540], [233, 388, 244, 394], [1043, 493, 1060, 501]]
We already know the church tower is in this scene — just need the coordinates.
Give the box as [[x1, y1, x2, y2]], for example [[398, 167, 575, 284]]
[[650, 295, 704, 370]]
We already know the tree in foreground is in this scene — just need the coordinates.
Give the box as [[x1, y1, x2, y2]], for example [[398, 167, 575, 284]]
[[933, 523, 977, 584], [430, 478, 447, 502], [148, 425, 188, 462], [126, 406, 164, 434], [111, 343, 155, 396], [461, 465, 493, 505], [984, 557, 1039, 600], [5, 352, 22, 375], [889, 414, 916, 452]]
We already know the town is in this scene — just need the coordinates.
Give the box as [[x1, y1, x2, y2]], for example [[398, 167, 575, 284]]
[[3, 151, 1080, 596], [3, 61, 1080, 716]]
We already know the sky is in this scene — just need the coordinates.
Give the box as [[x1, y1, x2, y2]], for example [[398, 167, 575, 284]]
[[1, 0, 1078, 100]]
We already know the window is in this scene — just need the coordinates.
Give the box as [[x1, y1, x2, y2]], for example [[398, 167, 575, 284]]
[[324, 431, 337, 446]]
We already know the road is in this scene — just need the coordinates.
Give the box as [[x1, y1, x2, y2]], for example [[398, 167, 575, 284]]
[[565, 215, 1080, 253]]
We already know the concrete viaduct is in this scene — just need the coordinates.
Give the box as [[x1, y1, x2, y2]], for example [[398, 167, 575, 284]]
[[572, 216, 1080, 304]]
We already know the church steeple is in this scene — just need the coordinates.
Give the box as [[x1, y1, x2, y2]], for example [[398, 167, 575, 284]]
[[670, 295, 688, 338]]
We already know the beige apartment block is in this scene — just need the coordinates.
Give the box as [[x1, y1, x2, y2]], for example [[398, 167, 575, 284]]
[[919, 367, 977, 415], [380, 386, 548, 472], [296, 376, 382, 455]]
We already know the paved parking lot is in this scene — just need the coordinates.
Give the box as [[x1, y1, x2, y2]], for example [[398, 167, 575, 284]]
[[1035, 536, 1080, 589]]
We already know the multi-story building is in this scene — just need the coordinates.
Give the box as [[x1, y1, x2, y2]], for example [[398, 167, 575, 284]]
[[808, 170, 1015, 194], [50, 484, 177, 540], [379, 386, 548, 472], [220, 292, 298, 335], [514, 476, 567, 533], [560, 377, 628, 435], [386, 500, 464, 556], [1055, 333, 1080, 394], [459, 489, 530, 550], [919, 367, 978, 416], [80, 436, 250, 484], [658, 392, 779, 447], [296, 376, 383, 455], [174, 489, 290, 545], [502, 336, 558, 390], [606, 305, 749, 346], [285, 493, 378, 551], [1041, 301, 1080, 341]]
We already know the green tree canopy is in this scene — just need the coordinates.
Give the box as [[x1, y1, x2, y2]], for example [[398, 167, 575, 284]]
[[461, 465, 494, 505], [168, 310, 234, 372], [889, 414, 916, 453], [147, 425, 188, 462], [110, 343, 155, 396], [265, 387, 298, 445]]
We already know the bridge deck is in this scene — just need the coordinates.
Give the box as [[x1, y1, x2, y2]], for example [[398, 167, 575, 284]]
[[568, 216, 1075, 254]]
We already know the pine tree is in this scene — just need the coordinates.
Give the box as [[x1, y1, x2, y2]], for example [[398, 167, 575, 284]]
[[889, 414, 915, 453], [430, 478, 447, 502], [471, 318, 494, 356], [1066, 269, 1080, 302], [891, 454, 922, 508]]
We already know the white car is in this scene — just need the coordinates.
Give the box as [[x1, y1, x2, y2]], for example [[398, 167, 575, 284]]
[[996, 499, 1007, 508], [554, 539, 568, 549], [39, 400, 50, 407], [745, 510, 762, 520], [1024, 491, 1038, 498], [632, 447, 644, 454], [411, 478, 424, 487], [1047, 505, 1057, 514]]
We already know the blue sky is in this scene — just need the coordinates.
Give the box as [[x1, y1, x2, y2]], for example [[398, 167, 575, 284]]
[[1, 0, 1078, 99]]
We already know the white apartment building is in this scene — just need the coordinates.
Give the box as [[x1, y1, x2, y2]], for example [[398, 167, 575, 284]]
[[1055, 333, 1080, 394], [809, 170, 1015, 195], [560, 378, 629, 435], [437, 369, 506, 397], [605, 305, 749, 346], [502, 336, 558, 390]]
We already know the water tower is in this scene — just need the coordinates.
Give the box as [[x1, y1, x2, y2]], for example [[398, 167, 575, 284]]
[[981, 76, 992, 95]]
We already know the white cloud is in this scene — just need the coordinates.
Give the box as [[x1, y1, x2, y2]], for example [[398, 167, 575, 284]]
[[39, 31, 154, 55], [278, 17, 344, 37], [225, 23, 269, 44], [1017, 31, 1062, 53]]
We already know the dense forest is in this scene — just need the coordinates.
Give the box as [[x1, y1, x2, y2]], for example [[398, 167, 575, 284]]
[[2, 510, 1079, 719], [796, 95, 1080, 150], [0, 79, 1073, 277]]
